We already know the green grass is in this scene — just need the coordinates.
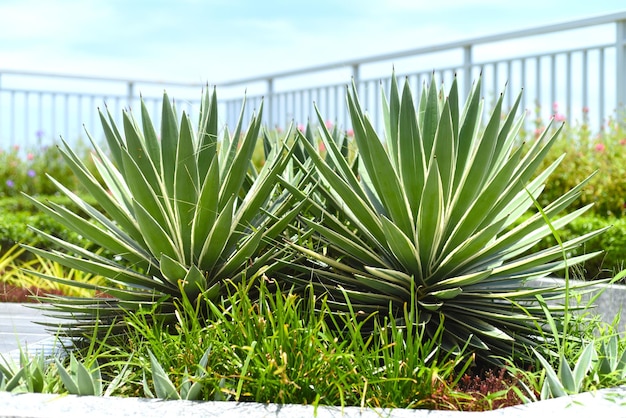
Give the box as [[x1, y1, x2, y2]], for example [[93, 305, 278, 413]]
[[65, 277, 477, 408], [4, 273, 626, 410]]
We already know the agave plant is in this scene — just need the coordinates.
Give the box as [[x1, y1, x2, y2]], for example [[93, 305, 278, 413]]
[[286, 74, 608, 363], [22, 89, 300, 336]]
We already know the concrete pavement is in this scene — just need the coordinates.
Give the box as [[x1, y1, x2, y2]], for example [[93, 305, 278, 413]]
[[0, 303, 69, 365]]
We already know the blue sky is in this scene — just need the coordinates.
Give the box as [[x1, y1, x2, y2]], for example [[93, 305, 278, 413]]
[[1, 0, 625, 85]]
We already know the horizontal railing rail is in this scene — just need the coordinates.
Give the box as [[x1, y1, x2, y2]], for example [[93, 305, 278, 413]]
[[0, 71, 206, 149], [1, 10, 625, 149], [217, 10, 626, 134]]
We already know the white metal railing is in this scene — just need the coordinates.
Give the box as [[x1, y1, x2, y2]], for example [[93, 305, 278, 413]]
[[1, 11, 625, 149], [0, 71, 204, 149]]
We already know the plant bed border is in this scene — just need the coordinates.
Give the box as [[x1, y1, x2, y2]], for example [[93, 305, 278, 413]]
[[1, 386, 626, 418]]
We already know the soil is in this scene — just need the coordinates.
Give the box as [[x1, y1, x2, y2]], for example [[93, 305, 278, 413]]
[[0, 283, 114, 303], [0, 282, 65, 303]]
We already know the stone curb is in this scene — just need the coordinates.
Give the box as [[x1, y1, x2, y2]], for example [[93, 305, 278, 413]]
[[1, 387, 626, 418], [528, 278, 626, 332]]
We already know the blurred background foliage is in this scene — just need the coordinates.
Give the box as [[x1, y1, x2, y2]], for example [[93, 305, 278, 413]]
[[1, 107, 625, 282]]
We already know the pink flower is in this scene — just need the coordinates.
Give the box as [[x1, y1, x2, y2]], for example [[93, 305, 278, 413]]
[[620, 138, 626, 146], [554, 113, 566, 122], [297, 124, 305, 132], [346, 129, 354, 137], [325, 120, 333, 130], [318, 141, 326, 153], [26, 153, 34, 161], [594, 143, 606, 152], [552, 102, 559, 112], [582, 106, 589, 114]]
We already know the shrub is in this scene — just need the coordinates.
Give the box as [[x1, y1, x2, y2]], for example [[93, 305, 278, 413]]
[[281, 74, 608, 364], [528, 214, 626, 280], [22, 90, 300, 337], [532, 111, 626, 218], [0, 195, 103, 256], [0, 142, 98, 198]]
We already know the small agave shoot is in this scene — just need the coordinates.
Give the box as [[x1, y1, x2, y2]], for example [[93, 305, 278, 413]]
[[287, 74, 608, 363], [22, 89, 300, 336]]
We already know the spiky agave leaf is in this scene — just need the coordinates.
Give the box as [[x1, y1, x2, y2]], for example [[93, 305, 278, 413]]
[[23, 89, 300, 337], [288, 74, 608, 363]]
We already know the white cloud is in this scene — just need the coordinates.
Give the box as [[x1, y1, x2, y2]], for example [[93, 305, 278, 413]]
[[1, 0, 625, 85], [386, 0, 503, 11], [0, 0, 113, 43]]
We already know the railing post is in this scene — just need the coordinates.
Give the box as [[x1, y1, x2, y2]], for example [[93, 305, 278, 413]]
[[617, 19, 626, 114], [0, 73, 2, 145], [463, 44, 473, 95], [267, 78, 274, 128], [127, 81, 134, 110], [352, 64, 360, 89]]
